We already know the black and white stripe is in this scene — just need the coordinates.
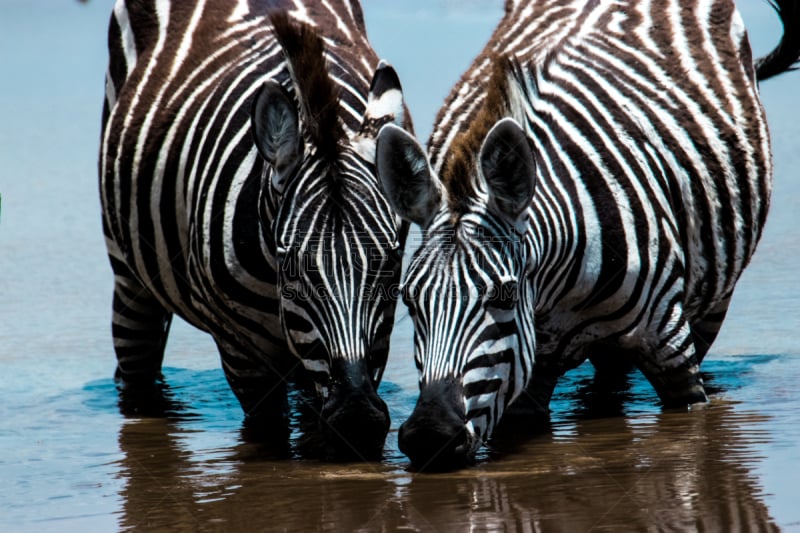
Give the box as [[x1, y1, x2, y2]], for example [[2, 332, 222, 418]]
[[100, 0, 412, 456], [377, 0, 800, 467]]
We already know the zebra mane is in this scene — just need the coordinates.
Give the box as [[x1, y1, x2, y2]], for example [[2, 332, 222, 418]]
[[269, 11, 344, 164], [441, 55, 514, 217], [504, 0, 522, 14]]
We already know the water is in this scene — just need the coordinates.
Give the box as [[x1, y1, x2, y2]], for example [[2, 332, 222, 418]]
[[1, 1, 799, 531]]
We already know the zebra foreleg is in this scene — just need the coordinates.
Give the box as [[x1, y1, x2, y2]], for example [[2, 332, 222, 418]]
[[569, 345, 637, 418], [690, 296, 733, 365], [498, 365, 560, 433], [111, 267, 173, 389], [109, 263, 175, 415], [587, 344, 636, 391], [632, 315, 709, 408], [216, 342, 291, 442]]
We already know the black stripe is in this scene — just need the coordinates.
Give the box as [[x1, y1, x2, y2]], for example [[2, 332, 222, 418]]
[[464, 378, 503, 399]]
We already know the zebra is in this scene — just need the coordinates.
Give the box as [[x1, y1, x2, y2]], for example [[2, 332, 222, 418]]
[[375, 0, 800, 468], [99, 0, 412, 458]]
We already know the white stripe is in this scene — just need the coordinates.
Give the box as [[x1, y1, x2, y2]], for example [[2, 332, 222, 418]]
[[114, 1, 138, 73], [169, 0, 207, 80], [321, 0, 352, 42], [114, 0, 170, 290], [104, 71, 117, 109], [229, 0, 250, 23]]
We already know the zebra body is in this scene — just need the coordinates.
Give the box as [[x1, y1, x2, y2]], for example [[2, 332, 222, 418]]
[[100, 0, 410, 457], [377, 0, 800, 467]]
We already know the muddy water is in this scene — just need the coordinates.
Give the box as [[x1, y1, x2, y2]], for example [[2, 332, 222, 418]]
[[1, 1, 799, 531]]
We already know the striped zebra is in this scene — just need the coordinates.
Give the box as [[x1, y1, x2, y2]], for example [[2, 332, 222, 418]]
[[99, 0, 412, 458], [376, 0, 800, 468]]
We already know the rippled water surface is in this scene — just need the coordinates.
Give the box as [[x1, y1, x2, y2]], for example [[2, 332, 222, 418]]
[[2, 1, 799, 531]]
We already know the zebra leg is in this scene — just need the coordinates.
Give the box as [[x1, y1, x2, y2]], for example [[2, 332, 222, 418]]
[[216, 342, 290, 441], [111, 262, 172, 388], [570, 345, 637, 418], [690, 296, 733, 365], [499, 364, 560, 432], [633, 314, 709, 408], [587, 343, 635, 391], [109, 259, 176, 415]]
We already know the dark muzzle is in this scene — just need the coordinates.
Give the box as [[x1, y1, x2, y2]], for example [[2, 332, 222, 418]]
[[319, 359, 390, 460], [398, 377, 471, 471]]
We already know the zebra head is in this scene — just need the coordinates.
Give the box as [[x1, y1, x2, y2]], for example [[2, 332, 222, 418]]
[[377, 113, 538, 468], [250, 16, 409, 458]]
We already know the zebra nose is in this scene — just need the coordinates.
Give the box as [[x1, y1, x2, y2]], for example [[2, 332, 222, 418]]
[[398, 378, 470, 470], [319, 359, 390, 460]]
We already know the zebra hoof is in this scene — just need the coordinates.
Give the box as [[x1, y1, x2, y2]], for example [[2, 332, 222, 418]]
[[114, 371, 182, 417], [241, 410, 291, 444], [494, 404, 551, 437], [649, 366, 709, 408]]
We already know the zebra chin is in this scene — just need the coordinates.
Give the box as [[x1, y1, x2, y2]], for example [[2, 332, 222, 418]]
[[317, 358, 390, 461], [398, 377, 480, 471]]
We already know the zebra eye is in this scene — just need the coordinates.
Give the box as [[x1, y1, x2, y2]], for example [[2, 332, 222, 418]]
[[488, 280, 518, 310]]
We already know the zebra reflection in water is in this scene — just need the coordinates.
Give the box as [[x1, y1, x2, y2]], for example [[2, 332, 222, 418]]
[[112, 392, 778, 531]]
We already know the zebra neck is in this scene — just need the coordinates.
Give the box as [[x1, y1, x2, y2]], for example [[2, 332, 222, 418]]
[[524, 165, 591, 309]]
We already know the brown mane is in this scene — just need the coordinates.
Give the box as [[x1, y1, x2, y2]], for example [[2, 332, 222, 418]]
[[269, 12, 344, 163], [440, 56, 513, 216]]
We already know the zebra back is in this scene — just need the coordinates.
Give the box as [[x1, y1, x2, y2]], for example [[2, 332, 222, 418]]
[[429, 0, 780, 327]]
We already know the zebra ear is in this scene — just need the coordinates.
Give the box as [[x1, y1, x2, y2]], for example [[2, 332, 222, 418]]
[[353, 61, 406, 161], [251, 81, 303, 193], [366, 61, 405, 127], [480, 118, 536, 224], [376, 124, 441, 227]]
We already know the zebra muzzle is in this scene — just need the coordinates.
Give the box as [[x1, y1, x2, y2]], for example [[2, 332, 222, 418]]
[[318, 359, 390, 460], [398, 377, 472, 471]]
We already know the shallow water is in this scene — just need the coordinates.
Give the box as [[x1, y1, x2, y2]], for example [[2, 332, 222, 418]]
[[1, 1, 799, 531]]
